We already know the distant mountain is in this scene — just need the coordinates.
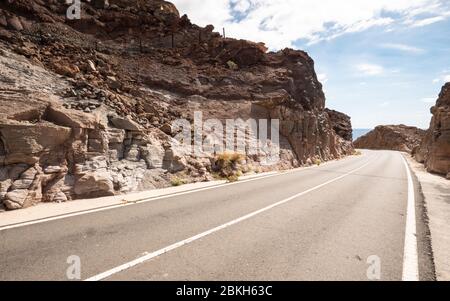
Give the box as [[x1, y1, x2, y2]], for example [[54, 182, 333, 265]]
[[353, 129, 372, 141]]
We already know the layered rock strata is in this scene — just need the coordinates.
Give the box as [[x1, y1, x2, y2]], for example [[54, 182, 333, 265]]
[[0, 0, 354, 210]]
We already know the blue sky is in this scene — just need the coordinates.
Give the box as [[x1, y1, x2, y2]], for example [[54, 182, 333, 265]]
[[172, 0, 450, 128]]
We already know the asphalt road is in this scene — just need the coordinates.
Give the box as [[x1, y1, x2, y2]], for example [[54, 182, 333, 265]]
[[0, 150, 435, 281]]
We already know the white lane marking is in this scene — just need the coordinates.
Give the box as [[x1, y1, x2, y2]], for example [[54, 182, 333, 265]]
[[401, 155, 419, 281], [0, 154, 369, 232], [85, 158, 374, 281]]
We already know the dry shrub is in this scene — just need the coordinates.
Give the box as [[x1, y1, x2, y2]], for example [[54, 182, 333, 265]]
[[214, 152, 245, 182], [171, 176, 187, 186]]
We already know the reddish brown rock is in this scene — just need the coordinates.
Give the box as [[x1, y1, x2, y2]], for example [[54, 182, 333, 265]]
[[0, 122, 72, 157], [354, 125, 426, 153], [0, 0, 355, 210], [415, 83, 450, 177], [6, 16, 23, 31], [326, 109, 353, 141], [74, 172, 115, 198]]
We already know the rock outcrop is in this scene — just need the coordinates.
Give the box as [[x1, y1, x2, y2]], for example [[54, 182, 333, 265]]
[[414, 83, 450, 178], [325, 109, 353, 141], [0, 0, 354, 210], [354, 125, 426, 153]]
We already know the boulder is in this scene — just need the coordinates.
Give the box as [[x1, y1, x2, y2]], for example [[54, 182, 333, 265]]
[[46, 105, 99, 129], [4, 189, 28, 210], [109, 116, 142, 131], [74, 172, 115, 198]]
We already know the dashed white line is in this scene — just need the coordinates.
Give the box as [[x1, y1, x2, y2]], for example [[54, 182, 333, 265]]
[[85, 158, 374, 281], [401, 154, 419, 281]]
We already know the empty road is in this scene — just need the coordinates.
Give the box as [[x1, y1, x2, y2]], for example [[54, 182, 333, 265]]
[[0, 150, 435, 281]]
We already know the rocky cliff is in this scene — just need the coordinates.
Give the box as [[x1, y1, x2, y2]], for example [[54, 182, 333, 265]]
[[0, 0, 353, 210], [354, 125, 426, 153], [414, 83, 450, 178]]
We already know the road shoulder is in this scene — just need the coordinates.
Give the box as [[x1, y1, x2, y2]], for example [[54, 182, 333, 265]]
[[405, 154, 450, 281], [0, 153, 359, 229], [0, 176, 233, 229]]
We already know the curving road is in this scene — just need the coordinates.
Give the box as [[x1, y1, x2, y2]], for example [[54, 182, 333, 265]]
[[0, 150, 435, 281]]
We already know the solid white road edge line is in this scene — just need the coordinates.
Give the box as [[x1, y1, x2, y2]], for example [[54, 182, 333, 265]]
[[84, 157, 375, 281], [401, 154, 419, 281], [0, 153, 369, 232]]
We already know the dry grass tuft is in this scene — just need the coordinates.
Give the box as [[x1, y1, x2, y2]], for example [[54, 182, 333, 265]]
[[214, 152, 245, 182], [171, 177, 188, 186]]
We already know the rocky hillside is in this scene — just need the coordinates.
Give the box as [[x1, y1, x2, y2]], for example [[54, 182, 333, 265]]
[[414, 83, 450, 178], [354, 125, 426, 153], [0, 0, 353, 210]]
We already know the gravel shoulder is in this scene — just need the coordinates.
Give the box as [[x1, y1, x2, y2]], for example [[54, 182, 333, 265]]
[[406, 154, 450, 280]]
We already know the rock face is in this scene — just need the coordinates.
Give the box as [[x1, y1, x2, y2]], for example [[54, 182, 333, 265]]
[[354, 125, 426, 153], [325, 109, 353, 141], [0, 0, 354, 210], [414, 83, 450, 178]]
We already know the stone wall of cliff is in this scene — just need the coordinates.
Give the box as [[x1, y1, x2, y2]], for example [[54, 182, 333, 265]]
[[414, 83, 450, 178], [0, 0, 354, 210]]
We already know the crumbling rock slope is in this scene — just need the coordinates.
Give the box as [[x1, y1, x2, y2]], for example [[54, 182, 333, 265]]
[[0, 0, 354, 210], [414, 83, 450, 178], [354, 125, 426, 153]]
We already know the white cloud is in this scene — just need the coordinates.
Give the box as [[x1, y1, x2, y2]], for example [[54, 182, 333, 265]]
[[171, 0, 232, 28], [432, 74, 450, 84], [172, 0, 450, 50], [410, 16, 446, 27], [380, 101, 390, 107], [231, 0, 251, 13], [380, 43, 424, 54], [421, 97, 436, 103], [317, 73, 328, 84], [357, 63, 384, 76]]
